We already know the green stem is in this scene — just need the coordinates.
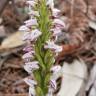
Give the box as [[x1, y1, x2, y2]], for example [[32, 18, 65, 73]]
[[34, 0, 52, 95]]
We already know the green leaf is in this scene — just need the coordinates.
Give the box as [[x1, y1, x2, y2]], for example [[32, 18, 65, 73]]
[[44, 50, 55, 69], [44, 73, 51, 86], [36, 86, 44, 96], [44, 50, 52, 63], [47, 56, 55, 69], [35, 45, 46, 70], [34, 70, 41, 86]]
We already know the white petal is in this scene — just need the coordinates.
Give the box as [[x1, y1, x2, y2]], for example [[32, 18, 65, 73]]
[[29, 87, 36, 96], [55, 46, 62, 53], [52, 8, 60, 17], [51, 65, 61, 74], [19, 25, 30, 32], [30, 29, 42, 41], [26, 0, 36, 7], [24, 78, 37, 87], [22, 51, 34, 59], [46, 0, 54, 9], [51, 27, 62, 36], [25, 61, 38, 65], [50, 79, 57, 90], [44, 40, 62, 52], [23, 45, 33, 52], [24, 63, 39, 72], [24, 65, 32, 73], [53, 19, 65, 28], [24, 19, 38, 27], [89, 21, 96, 30], [24, 61, 39, 73]]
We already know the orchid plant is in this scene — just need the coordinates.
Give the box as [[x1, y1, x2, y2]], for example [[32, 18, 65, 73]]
[[19, 0, 65, 96]]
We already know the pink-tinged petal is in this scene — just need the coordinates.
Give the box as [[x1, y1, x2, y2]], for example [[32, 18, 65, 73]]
[[50, 79, 57, 90], [22, 51, 34, 60], [52, 8, 60, 17], [29, 87, 36, 96], [24, 78, 37, 87], [53, 19, 65, 28], [24, 19, 38, 27], [55, 46, 62, 53], [19, 25, 30, 32], [26, 0, 36, 7], [25, 61, 39, 65], [24, 65, 32, 73], [24, 61, 39, 73], [51, 27, 62, 36], [23, 45, 33, 52], [44, 40, 62, 53], [51, 65, 61, 74], [30, 29, 42, 41], [22, 29, 42, 41]]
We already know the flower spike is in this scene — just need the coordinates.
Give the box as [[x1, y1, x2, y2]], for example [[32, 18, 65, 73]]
[[19, 0, 65, 95]]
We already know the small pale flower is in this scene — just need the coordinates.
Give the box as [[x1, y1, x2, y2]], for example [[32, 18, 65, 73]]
[[51, 27, 62, 36], [19, 25, 30, 32], [53, 19, 65, 28], [51, 65, 61, 74], [24, 19, 38, 27], [25, 61, 39, 70], [24, 78, 37, 87], [30, 29, 42, 41], [26, 0, 36, 7], [44, 40, 62, 53], [22, 29, 42, 41], [23, 45, 33, 52], [29, 87, 36, 96], [25, 61, 39, 65], [21, 0, 64, 95], [24, 61, 39, 73], [22, 51, 34, 60], [50, 79, 57, 90], [52, 8, 60, 17], [46, 0, 54, 9]]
